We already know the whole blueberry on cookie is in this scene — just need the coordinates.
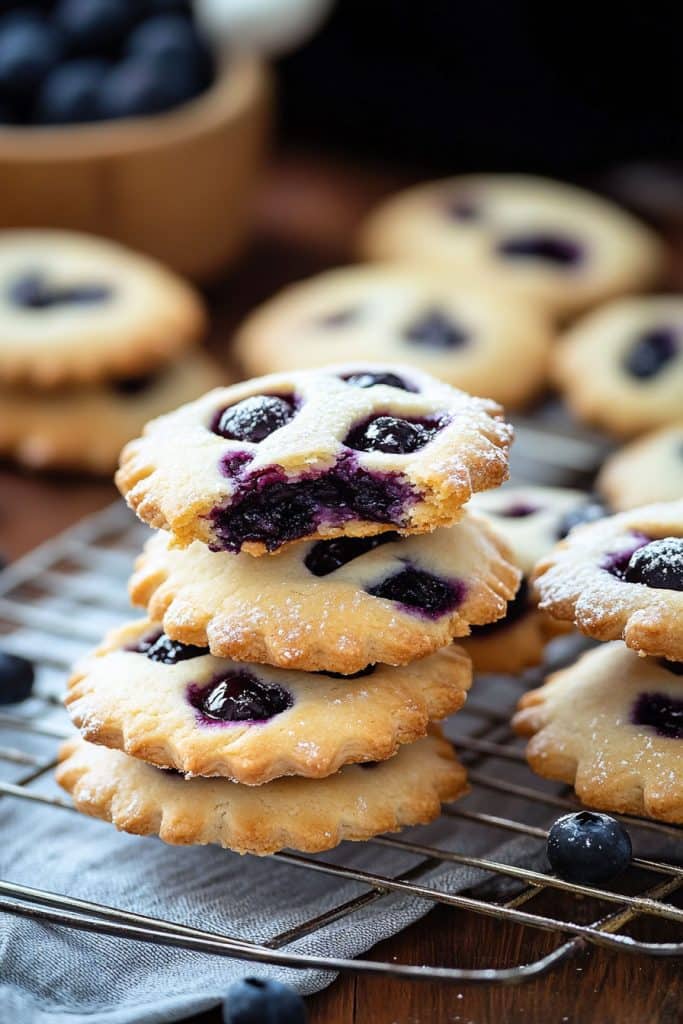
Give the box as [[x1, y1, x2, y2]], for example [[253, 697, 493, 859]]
[[622, 538, 683, 591]]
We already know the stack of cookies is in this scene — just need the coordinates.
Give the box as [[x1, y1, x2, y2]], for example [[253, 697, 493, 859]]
[[514, 499, 683, 824], [0, 230, 223, 474], [57, 363, 522, 856]]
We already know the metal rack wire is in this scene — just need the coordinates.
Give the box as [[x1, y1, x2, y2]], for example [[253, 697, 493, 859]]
[[0, 424, 681, 986]]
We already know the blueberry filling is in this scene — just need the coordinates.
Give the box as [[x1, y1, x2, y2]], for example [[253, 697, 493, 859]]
[[631, 692, 683, 739], [494, 502, 540, 518], [304, 532, 400, 576], [344, 415, 443, 455], [317, 307, 360, 328], [621, 537, 683, 591], [403, 309, 469, 351], [445, 197, 480, 221], [111, 372, 158, 397], [130, 630, 208, 664], [210, 459, 415, 553], [316, 665, 377, 679], [556, 500, 607, 539], [602, 532, 651, 578], [469, 578, 530, 636], [368, 567, 464, 618], [188, 671, 292, 724], [212, 395, 295, 443], [622, 327, 679, 380], [9, 272, 112, 309], [342, 371, 414, 392], [496, 233, 584, 267]]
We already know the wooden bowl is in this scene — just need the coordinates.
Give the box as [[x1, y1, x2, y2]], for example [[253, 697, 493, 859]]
[[0, 57, 271, 281]]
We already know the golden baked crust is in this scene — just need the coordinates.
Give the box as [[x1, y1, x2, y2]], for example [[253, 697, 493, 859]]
[[514, 643, 683, 824], [65, 619, 473, 784], [128, 513, 519, 673], [116, 363, 513, 556], [597, 425, 683, 511], [0, 230, 206, 388], [532, 500, 683, 661], [56, 729, 468, 855], [461, 608, 569, 675]]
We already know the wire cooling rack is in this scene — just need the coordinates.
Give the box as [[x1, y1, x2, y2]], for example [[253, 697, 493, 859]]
[[0, 422, 681, 987]]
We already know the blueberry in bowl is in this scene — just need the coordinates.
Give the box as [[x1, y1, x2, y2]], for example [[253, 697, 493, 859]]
[[0, 651, 35, 704]]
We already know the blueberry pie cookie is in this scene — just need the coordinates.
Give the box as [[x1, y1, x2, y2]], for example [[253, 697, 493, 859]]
[[129, 513, 519, 673], [65, 619, 472, 784], [553, 297, 683, 438], [358, 175, 664, 320], [533, 500, 683, 661], [461, 486, 600, 673], [514, 643, 683, 823], [116, 364, 513, 556], [0, 353, 224, 474], [597, 425, 683, 511], [233, 265, 552, 410], [0, 230, 206, 388], [56, 729, 468, 855]]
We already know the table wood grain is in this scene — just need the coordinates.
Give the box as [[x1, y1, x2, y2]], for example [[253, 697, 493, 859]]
[[1, 151, 681, 1024]]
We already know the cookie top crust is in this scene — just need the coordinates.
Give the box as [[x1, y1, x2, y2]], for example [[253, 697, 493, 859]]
[[56, 730, 468, 855], [129, 512, 519, 673], [532, 500, 683, 660], [514, 643, 683, 823], [469, 485, 601, 576], [597, 425, 683, 512], [232, 264, 552, 410], [116, 363, 513, 556], [358, 175, 664, 320], [65, 619, 472, 784], [0, 353, 225, 475], [553, 296, 683, 437], [0, 230, 206, 388]]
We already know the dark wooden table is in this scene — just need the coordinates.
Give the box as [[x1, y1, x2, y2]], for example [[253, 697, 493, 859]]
[[1, 152, 681, 1024]]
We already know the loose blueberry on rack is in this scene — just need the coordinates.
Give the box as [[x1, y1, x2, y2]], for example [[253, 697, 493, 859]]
[[342, 371, 413, 391], [496, 233, 584, 267], [0, 651, 35, 705], [213, 395, 295, 443], [0, 12, 63, 99], [547, 811, 632, 885], [304, 532, 399, 576], [403, 309, 469, 350], [368, 568, 462, 617], [631, 691, 683, 739], [223, 977, 307, 1024], [622, 326, 679, 380], [189, 671, 293, 724], [556, 500, 607, 539], [35, 58, 108, 123], [622, 537, 683, 591], [344, 415, 441, 455]]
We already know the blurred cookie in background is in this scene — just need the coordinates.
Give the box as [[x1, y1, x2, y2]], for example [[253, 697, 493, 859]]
[[0, 230, 206, 388], [358, 175, 665, 321], [233, 264, 553, 410], [553, 296, 683, 438], [0, 352, 225, 475], [597, 425, 683, 511]]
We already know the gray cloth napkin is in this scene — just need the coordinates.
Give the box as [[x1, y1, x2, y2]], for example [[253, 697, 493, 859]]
[[0, 674, 552, 1024]]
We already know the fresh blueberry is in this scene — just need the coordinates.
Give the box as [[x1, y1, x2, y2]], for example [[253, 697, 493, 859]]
[[368, 567, 462, 617], [134, 632, 208, 664], [403, 309, 469, 350], [126, 13, 212, 104], [344, 415, 441, 455], [497, 233, 584, 267], [547, 811, 632, 885], [622, 537, 683, 591], [189, 671, 292, 724], [34, 58, 108, 123], [145, 0, 192, 12], [556, 500, 607, 539], [54, 0, 134, 53], [622, 326, 679, 380], [0, 651, 35, 704], [0, 14, 63, 98], [631, 691, 683, 739], [213, 396, 295, 443], [342, 371, 413, 391], [97, 56, 179, 119], [304, 532, 399, 576], [223, 977, 307, 1024]]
